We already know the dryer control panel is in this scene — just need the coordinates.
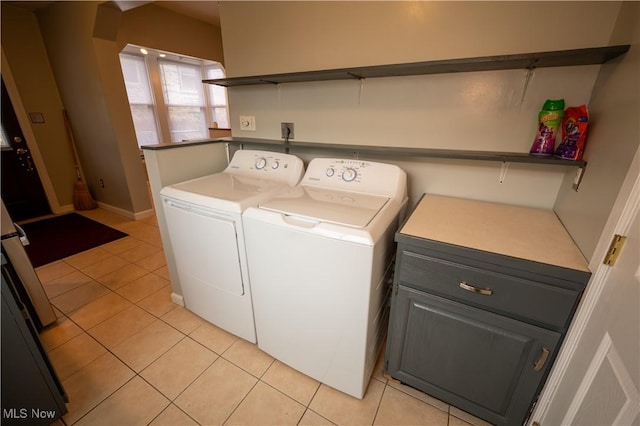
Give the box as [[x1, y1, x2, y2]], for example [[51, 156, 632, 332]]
[[302, 158, 407, 200], [225, 150, 305, 186]]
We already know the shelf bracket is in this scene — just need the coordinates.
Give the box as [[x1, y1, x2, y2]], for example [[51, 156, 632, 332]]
[[573, 164, 587, 191], [499, 161, 510, 184], [520, 67, 535, 103]]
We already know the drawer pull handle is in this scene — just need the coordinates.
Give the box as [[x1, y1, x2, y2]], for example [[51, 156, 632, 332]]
[[533, 347, 550, 372], [459, 281, 493, 296]]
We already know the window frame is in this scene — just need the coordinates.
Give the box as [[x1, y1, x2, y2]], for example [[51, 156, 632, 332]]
[[158, 58, 208, 142], [204, 65, 230, 129], [119, 44, 229, 147], [119, 52, 161, 147]]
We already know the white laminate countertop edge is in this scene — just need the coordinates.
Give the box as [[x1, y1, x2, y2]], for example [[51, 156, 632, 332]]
[[400, 194, 590, 272]]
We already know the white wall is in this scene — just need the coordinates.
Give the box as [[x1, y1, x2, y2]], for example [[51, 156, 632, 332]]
[[220, 2, 619, 76], [219, 1, 622, 209], [35, 2, 151, 215], [554, 1, 640, 260]]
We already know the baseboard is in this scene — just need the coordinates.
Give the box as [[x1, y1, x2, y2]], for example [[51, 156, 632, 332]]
[[171, 292, 185, 307], [54, 204, 75, 214], [95, 201, 155, 221], [132, 208, 155, 220]]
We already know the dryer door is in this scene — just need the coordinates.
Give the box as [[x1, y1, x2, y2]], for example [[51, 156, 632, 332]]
[[163, 199, 244, 297]]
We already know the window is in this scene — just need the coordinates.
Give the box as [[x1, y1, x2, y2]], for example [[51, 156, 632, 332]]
[[206, 66, 230, 129], [119, 45, 229, 147], [120, 54, 159, 146], [159, 60, 208, 142]]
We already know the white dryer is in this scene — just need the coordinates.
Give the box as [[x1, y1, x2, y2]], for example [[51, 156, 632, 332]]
[[243, 158, 408, 398], [160, 150, 304, 343]]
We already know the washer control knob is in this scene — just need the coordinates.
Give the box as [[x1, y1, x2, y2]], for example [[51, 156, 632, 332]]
[[255, 158, 267, 170], [271, 160, 280, 170], [325, 167, 335, 177], [342, 167, 357, 182]]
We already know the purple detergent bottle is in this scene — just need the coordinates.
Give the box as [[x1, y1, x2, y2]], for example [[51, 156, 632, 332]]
[[530, 99, 565, 156]]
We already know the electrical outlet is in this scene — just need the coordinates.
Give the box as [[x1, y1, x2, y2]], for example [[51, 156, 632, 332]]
[[239, 115, 256, 131], [99, 179, 105, 188], [281, 122, 294, 140]]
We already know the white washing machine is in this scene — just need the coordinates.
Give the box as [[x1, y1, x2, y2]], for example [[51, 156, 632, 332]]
[[160, 150, 304, 343], [243, 158, 408, 398]]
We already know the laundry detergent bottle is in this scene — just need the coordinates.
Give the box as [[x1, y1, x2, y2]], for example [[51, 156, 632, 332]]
[[529, 99, 565, 156]]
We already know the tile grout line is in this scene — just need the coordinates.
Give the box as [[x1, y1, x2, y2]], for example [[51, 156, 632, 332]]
[[42, 238, 188, 424], [371, 383, 389, 425], [51, 213, 311, 424], [53, 311, 133, 426], [43, 213, 197, 425], [59, 305, 189, 425], [43, 210, 478, 426]]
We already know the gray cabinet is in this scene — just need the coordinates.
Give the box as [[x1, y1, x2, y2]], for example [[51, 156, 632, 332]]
[[385, 194, 591, 426]]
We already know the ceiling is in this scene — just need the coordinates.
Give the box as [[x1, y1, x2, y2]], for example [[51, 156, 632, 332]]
[[4, 1, 221, 27]]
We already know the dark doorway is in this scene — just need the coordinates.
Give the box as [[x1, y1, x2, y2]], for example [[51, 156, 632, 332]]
[[1, 78, 51, 222]]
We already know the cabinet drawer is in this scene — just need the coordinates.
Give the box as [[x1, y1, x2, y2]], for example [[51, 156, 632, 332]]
[[398, 250, 580, 329]]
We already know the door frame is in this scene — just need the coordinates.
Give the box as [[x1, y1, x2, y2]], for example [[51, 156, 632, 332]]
[[1, 48, 64, 214], [530, 146, 640, 424]]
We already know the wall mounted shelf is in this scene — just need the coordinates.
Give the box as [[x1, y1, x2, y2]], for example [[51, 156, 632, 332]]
[[221, 136, 588, 190], [203, 45, 627, 190], [203, 45, 630, 87], [223, 137, 584, 165], [143, 137, 589, 190]]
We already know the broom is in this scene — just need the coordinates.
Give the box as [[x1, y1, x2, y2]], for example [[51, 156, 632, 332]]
[[63, 109, 97, 210]]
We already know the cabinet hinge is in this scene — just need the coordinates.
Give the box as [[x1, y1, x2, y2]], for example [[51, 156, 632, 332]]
[[603, 234, 627, 266]]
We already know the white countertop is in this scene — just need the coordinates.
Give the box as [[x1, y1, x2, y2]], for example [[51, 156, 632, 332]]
[[400, 194, 590, 272]]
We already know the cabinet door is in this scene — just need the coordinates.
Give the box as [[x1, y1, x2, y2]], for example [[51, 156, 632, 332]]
[[386, 285, 561, 426]]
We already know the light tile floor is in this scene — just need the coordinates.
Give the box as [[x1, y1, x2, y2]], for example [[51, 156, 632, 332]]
[[38, 208, 493, 426]]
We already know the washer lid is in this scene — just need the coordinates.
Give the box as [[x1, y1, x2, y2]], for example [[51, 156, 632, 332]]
[[258, 186, 389, 228], [161, 172, 286, 212]]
